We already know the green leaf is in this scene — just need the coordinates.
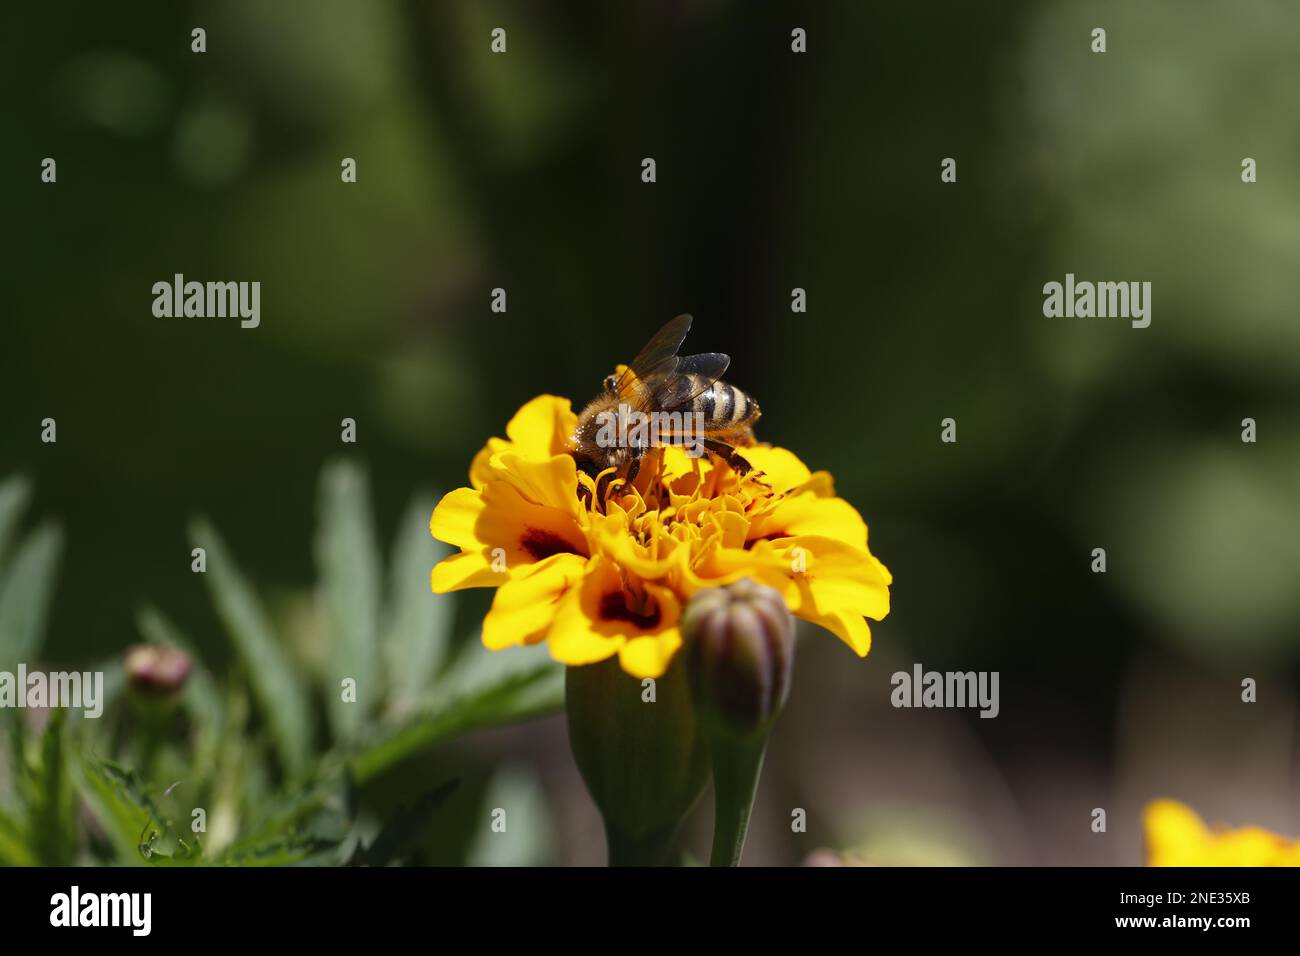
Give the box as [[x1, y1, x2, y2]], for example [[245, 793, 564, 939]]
[[350, 647, 563, 786], [354, 779, 458, 866], [82, 660, 125, 724], [0, 804, 35, 866], [225, 771, 346, 853], [314, 461, 382, 742], [466, 765, 554, 866], [189, 518, 312, 776], [4, 710, 25, 802], [436, 632, 560, 704], [213, 834, 340, 866], [29, 711, 76, 865], [0, 522, 64, 674], [0, 474, 33, 570], [79, 755, 167, 865], [383, 491, 453, 717]]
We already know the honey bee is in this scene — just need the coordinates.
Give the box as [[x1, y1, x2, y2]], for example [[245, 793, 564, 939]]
[[570, 314, 761, 484]]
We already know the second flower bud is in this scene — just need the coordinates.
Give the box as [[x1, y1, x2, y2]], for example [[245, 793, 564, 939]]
[[682, 578, 795, 739]]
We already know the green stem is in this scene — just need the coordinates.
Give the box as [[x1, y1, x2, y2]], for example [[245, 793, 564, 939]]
[[134, 706, 167, 783], [708, 733, 768, 867], [605, 821, 681, 867]]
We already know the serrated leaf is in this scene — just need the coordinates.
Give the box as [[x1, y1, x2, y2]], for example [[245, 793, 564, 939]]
[[189, 518, 311, 776], [350, 650, 563, 786], [0, 474, 33, 571], [226, 770, 346, 852], [383, 491, 453, 717], [214, 835, 340, 866], [314, 461, 382, 742], [0, 522, 63, 674], [79, 755, 167, 865]]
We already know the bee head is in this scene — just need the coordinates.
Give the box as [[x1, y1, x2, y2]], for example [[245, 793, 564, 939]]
[[575, 453, 604, 481], [573, 443, 631, 481]]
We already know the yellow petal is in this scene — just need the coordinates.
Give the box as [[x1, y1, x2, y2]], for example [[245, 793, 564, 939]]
[[466, 396, 578, 490], [429, 487, 487, 551], [794, 594, 874, 656], [504, 395, 578, 459], [1144, 800, 1300, 866], [708, 509, 750, 550], [475, 479, 587, 564], [430, 551, 502, 593], [659, 445, 712, 482], [782, 534, 891, 620], [482, 554, 587, 650], [486, 451, 583, 519], [547, 558, 683, 675], [747, 493, 869, 550], [683, 537, 794, 596], [430, 478, 588, 589], [548, 583, 621, 667], [736, 446, 812, 491], [618, 627, 683, 679], [469, 437, 510, 489], [589, 513, 681, 580]]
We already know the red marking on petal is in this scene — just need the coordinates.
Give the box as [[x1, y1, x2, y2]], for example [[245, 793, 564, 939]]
[[598, 591, 661, 630], [519, 528, 578, 561]]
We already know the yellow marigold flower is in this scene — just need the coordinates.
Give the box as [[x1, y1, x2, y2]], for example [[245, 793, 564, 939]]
[[430, 395, 892, 678], [1144, 799, 1300, 866]]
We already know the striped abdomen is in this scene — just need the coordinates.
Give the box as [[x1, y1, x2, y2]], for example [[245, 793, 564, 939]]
[[690, 377, 760, 436]]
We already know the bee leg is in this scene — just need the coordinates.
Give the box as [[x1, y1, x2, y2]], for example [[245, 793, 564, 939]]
[[594, 470, 619, 507], [703, 439, 752, 477], [633, 447, 665, 509], [606, 454, 642, 499]]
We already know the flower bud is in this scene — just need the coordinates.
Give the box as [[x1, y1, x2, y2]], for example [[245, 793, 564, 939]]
[[683, 578, 795, 739], [124, 644, 192, 698]]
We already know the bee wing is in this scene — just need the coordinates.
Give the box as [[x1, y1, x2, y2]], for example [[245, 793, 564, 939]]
[[613, 314, 693, 405], [676, 351, 730, 383], [647, 351, 731, 411]]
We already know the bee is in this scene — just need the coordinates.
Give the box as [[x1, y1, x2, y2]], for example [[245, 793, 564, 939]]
[[570, 314, 761, 485]]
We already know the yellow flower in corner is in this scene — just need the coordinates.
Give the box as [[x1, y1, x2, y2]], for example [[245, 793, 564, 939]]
[[430, 394, 892, 679], [1144, 799, 1300, 866]]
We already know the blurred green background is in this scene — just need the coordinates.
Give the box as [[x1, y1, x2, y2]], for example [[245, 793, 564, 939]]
[[2, 0, 1299, 864]]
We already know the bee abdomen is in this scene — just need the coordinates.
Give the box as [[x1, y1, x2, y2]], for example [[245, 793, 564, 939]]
[[694, 380, 759, 429]]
